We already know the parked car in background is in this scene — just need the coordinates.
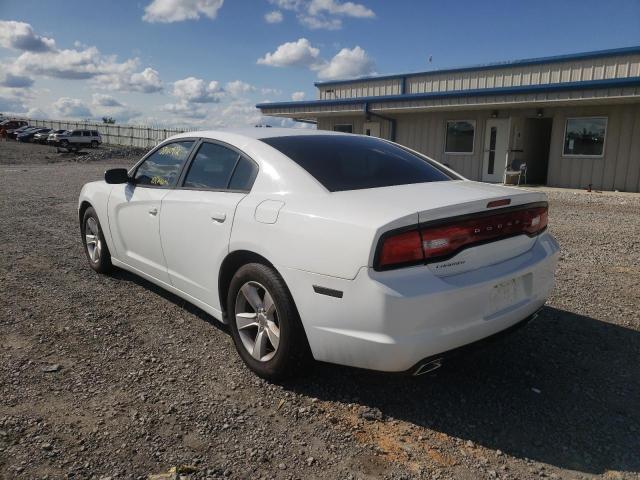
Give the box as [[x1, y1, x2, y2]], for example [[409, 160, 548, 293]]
[[0, 119, 28, 135], [50, 129, 102, 148], [8, 125, 37, 140], [78, 128, 559, 380], [17, 127, 52, 143], [47, 130, 69, 145], [33, 129, 58, 144]]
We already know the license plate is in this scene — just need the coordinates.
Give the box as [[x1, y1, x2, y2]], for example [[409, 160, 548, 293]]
[[487, 275, 529, 317]]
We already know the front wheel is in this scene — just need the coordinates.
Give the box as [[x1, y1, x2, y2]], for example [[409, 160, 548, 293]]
[[91, 140, 98, 148], [60, 139, 69, 147], [227, 263, 310, 380], [81, 207, 112, 273]]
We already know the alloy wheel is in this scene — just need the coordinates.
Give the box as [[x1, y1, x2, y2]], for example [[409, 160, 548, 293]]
[[85, 217, 102, 263], [234, 281, 281, 362]]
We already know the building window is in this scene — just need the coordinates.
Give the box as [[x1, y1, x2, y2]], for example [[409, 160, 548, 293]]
[[445, 120, 475, 154], [563, 117, 607, 157], [333, 124, 353, 133]]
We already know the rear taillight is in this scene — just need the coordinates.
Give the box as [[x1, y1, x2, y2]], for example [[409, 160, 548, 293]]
[[377, 230, 423, 268], [375, 203, 548, 270]]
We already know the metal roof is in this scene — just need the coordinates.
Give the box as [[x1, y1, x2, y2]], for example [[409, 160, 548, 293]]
[[312, 45, 640, 87], [257, 76, 640, 111]]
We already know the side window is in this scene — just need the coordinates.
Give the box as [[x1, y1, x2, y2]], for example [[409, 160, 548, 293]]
[[229, 156, 258, 191], [82, 131, 91, 137], [183, 142, 240, 190], [91, 131, 99, 136], [134, 141, 194, 187]]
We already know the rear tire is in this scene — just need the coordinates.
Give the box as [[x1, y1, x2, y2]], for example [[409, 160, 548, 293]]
[[81, 207, 112, 274], [91, 140, 98, 148], [227, 263, 311, 380]]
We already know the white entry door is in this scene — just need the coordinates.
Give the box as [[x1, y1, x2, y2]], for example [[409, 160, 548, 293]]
[[482, 118, 510, 182], [363, 121, 381, 137]]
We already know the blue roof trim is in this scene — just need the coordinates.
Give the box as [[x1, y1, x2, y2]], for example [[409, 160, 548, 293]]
[[257, 76, 640, 110], [312, 46, 640, 87]]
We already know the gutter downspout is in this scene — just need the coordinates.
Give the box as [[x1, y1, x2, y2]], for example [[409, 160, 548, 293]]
[[363, 102, 396, 142]]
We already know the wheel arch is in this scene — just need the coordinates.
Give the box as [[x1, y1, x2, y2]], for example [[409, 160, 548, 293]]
[[218, 250, 279, 319], [78, 200, 92, 226]]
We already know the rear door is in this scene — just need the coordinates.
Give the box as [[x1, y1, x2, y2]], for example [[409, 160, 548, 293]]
[[160, 140, 258, 309], [108, 140, 196, 283]]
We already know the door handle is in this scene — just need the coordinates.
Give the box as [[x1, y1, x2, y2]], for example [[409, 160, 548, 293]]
[[211, 212, 226, 223], [148, 207, 158, 216]]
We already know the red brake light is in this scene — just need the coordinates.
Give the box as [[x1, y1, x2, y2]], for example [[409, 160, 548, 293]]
[[377, 230, 423, 268], [375, 203, 548, 270]]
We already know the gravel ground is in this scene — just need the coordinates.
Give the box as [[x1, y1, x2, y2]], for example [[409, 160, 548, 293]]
[[0, 141, 639, 480]]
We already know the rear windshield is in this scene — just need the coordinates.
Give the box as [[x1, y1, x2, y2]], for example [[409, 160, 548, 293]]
[[261, 135, 453, 192]]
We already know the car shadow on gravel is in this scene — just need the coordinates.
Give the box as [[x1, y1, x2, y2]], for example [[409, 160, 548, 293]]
[[105, 270, 638, 475], [110, 269, 229, 333], [285, 306, 640, 475]]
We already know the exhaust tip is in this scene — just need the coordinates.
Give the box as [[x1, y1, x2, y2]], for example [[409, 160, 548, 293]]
[[413, 357, 443, 376]]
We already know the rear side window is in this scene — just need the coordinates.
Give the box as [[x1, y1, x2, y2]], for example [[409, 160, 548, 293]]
[[91, 131, 99, 136], [134, 141, 194, 187], [261, 135, 453, 192], [82, 131, 91, 136], [183, 142, 240, 190], [229, 156, 258, 191]]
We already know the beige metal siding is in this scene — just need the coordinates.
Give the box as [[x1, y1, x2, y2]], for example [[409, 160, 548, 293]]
[[407, 54, 640, 94], [395, 111, 487, 179], [315, 53, 640, 100], [546, 103, 640, 191], [318, 78, 402, 99]]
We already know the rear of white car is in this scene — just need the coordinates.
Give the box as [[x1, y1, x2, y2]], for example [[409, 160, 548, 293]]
[[256, 135, 560, 374]]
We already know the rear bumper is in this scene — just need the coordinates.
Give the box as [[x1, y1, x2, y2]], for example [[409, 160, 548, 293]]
[[281, 231, 559, 372]]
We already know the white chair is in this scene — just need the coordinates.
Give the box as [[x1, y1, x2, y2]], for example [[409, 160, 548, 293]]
[[504, 160, 527, 185]]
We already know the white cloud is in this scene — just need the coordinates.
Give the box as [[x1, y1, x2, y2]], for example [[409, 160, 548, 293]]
[[4, 23, 163, 94], [291, 91, 305, 101], [161, 101, 209, 119], [0, 20, 56, 52], [172, 77, 224, 103], [91, 94, 141, 122], [308, 0, 374, 18], [258, 40, 375, 80], [268, 0, 374, 30], [99, 67, 163, 93], [261, 87, 282, 96], [264, 10, 284, 23], [226, 80, 256, 96], [91, 93, 124, 107], [257, 38, 321, 67], [52, 97, 92, 119], [316, 45, 374, 80], [143, 0, 224, 23], [26, 107, 48, 119], [298, 15, 341, 30]]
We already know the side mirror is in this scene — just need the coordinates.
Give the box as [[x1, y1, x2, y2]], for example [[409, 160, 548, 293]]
[[104, 168, 131, 184]]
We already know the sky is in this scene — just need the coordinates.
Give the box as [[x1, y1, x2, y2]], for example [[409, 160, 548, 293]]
[[0, 0, 639, 128]]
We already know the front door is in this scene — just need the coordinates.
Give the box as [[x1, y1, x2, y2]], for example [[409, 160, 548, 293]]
[[482, 118, 510, 182], [107, 139, 196, 284]]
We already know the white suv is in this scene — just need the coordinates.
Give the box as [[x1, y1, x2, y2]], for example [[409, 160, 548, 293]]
[[52, 129, 102, 148]]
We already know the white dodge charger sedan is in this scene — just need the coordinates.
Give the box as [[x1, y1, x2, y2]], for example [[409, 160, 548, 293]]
[[78, 128, 559, 379]]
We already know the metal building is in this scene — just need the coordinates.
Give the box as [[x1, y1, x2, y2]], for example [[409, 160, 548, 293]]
[[257, 46, 640, 192]]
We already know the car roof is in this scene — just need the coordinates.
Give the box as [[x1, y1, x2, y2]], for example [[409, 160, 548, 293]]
[[170, 127, 348, 141]]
